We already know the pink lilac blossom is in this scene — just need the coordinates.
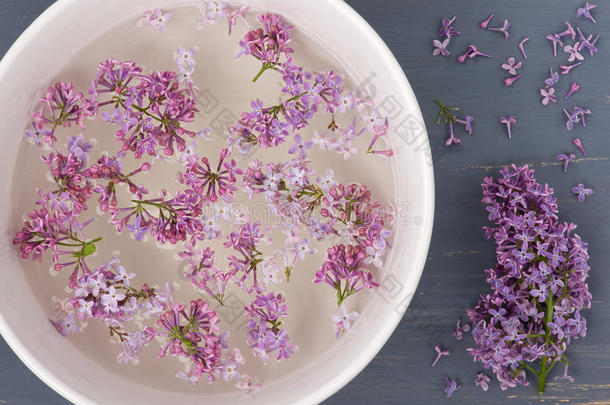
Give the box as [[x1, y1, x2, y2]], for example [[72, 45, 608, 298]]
[[24, 82, 96, 147], [238, 13, 294, 81], [576, 2, 597, 24], [564, 82, 581, 100], [540, 88, 557, 106], [92, 59, 199, 158], [501, 57, 522, 76], [432, 38, 451, 57], [518, 37, 530, 60], [573, 138, 587, 156], [438, 16, 460, 38], [431, 344, 450, 367], [468, 165, 591, 393], [155, 299, 226, 383]]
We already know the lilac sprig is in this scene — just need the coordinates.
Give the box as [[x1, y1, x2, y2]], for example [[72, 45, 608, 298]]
[[434, 99, 474, 147], [237, 13, 294, 82], [245, 292, 297, 363], [92, 59, 200, 157], [468, 164, 591, 393], [24, 82, 96, 148]]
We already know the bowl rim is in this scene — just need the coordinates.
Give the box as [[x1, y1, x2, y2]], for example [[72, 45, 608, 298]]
[[0, 1, 434, 404]]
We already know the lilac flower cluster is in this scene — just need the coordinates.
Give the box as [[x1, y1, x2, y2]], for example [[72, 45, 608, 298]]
[[245, 292, 296, 363], [238, 13, 294, 81], [467, 165, 591, 393], [24, 82, 96, 148], [155, 299, 225, 382], [93, 59, 199, 157], [230, 14, 393, 160], [16, 8, 398, 392]]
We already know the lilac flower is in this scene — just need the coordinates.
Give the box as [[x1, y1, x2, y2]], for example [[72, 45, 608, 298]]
[[432, 38, 451, 57], [555, 362, 575, 382], [332, 304, 359, 338], [236, 375, 262, 394], [175, 46, 197, 70], [67, 135, 94, 165], [488, 19, 511, 39], [572, 184, 593, 202], [431, 344, 450, 367], [564, 82, 580, 100], [563, 106, 591, 130], [518, 37, 530, 59], [501, 57, 522, 75], [137, 9, 172, 32], [557, 153, 576, 173], [480, 13, 494, 29], [558, 21, 576, 40], [127, 215, 150, 241], [546, 33, 563, 56], [457, 45, 491, 63], [455, 116, 474, 135], [504, 75, 521, 87], [499, 116, 516, 139], [288, 133, 313, 158], [101, 286, 126, 313], [178, 149, 242, 203], [577, 2, 597, 23], [560, 62, 583, 75], [474, 373, 491, 391], [564, 43, 584, 62], [452, 319, 471, 340], [444, 377, 461, 398], [445, 122, 461, 146], [574, 138, 587, 156], [207, 1, 228, 20], [576, 27, 600, 56], [439, 16, 460, 38], [468, 165, 591, 393], [544, 68, 559, 88], [540, 88, 557, 105]]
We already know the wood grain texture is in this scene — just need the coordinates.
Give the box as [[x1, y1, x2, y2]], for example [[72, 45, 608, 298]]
[[0, 1, 608, 404]]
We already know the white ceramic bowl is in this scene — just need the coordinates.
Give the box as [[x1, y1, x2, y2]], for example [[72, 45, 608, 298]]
[[0, 0, 434, 404]]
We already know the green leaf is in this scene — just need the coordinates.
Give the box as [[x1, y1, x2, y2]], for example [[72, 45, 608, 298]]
[[73, 243, 96, 258]]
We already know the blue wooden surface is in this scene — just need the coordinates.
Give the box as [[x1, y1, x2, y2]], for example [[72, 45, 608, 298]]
[[1, 1, 609, 404]]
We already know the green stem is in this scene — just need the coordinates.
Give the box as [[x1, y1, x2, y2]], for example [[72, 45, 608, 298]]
[[538, 291, 555, 394], [538, 357, 548, 394], [252, 63, 272, 82]]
